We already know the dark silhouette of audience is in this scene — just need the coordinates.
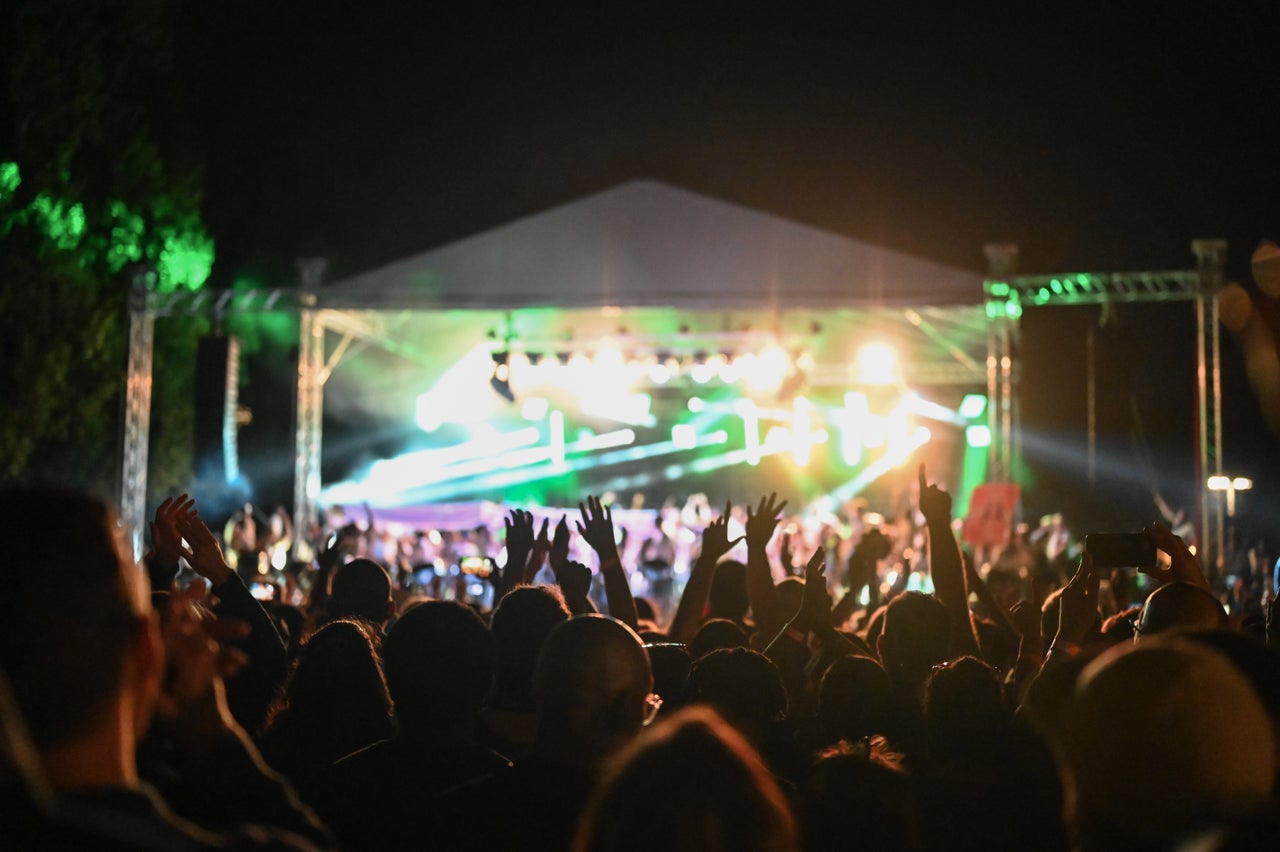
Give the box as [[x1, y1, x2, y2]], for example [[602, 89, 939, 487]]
[[7, 470, 1280, 852]]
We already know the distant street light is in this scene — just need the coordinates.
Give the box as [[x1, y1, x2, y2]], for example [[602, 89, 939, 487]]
[[1208, 474, 1252, 517]]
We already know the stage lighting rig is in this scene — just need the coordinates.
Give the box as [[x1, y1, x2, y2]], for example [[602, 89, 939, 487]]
[[490, 351, 515, 403]]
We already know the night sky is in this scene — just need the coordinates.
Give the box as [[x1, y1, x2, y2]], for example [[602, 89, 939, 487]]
[[171, 2, 1280, 534]]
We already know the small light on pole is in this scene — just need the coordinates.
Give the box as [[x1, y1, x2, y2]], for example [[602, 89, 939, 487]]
[[1208, 475, 1252, 517]]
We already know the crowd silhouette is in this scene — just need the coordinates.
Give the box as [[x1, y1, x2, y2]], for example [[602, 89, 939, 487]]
[[3, 464, 1280, 850]]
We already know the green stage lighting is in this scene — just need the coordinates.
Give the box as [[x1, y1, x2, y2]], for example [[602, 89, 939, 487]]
[[959, 394, 988, 419]]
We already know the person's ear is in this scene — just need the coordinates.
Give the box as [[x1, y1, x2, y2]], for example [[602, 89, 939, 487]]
[[129, 611, 165, 733], [876, 631, 889, 662]]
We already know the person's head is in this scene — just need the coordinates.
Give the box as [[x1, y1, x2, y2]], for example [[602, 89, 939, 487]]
[[708, 560, 748, 623], [1066, 639, 1275, 848], [876, 592, 951, 687], [328, 558, 394, 627], [923, 655, 1006, 762], [644, 643, 692, 717], [0, 488, 158, 771], [573, 706, 797, 852], [776, 577, 805, 622], [802, 740, 918, 852], [263, 619, 392, 737], [1135, 581, 1226, 639], [818, 654, 893, 742], [488, 584, 570, 710], [688, 617, 748, 660], [383, 600, 494, 735], [533, 615, 652, 767], [686, 647, 786, 746]]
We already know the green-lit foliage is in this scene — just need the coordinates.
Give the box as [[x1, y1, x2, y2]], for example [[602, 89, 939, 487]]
[[0, 162, 20, 203], [0, 0, 213, 493]]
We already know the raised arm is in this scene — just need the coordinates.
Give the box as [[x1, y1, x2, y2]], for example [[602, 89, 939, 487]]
[[669, 505, 744, 644], [498, 509, 535, 599], [744, 493, 788, 641], [1141, 521, 1210, 590], [174, 503, 288, 731], [578, 496, 639, 631], [918, 464, 979, 656], [147, 493, 196, 591]]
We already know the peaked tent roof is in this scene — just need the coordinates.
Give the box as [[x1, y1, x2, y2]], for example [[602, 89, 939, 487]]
[[326, 180, 984, 310]]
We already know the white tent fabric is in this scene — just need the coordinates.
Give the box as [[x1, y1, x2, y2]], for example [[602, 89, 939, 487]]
[[327, 180, 984, 310]]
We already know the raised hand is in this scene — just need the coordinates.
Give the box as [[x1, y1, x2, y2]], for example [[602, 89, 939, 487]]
[[1141, 521, 1209, 589], [1056, 551, 1101, 646], [745, 493, 787, 550], [523, 516, 551, 584], [918, 463, 952, 523], [550, 515, 571, 569], [848, 528, 890, 589], [577, 496, 619, 560], [795, 547, 832, 630], [174, 503, 233, 587], [151, 494, 195, 567], [577, 496, 638, 629], [559, 559, 593, 611], [155, 579, 249, 758], [504, 509, 535, 559], [701, 502, 745, 562]]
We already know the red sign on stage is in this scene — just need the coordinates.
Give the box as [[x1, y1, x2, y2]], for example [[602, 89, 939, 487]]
[[963, 483, 1021, 548]]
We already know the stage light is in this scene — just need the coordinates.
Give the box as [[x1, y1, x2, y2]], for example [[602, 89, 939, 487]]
[[521, 397, 549, 421], [672, 424, 698, 450], [1207, 475, 1230, 490], [748, 346, 789, 393], [594, 342, 624, 371], [736, 398, 761, 466], [687, 397, 705, 413], [489, 351, 516, 402], [649, 362, 672, 384], [792, 397, 813, 466], [959, 393, 988, 419], [550, 410, 566, 467], [841, 391, 869, 466], [966, 424, 992, 448], [777, 367, 807, 403], [690, 364, 714, 384], [857, 343, 897, 385], [863, 415, 887, 449], [1233, 477, 1253, 491]]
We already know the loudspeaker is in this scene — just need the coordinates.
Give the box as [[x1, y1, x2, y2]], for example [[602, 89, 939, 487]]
[[194, 335, 241, 484]]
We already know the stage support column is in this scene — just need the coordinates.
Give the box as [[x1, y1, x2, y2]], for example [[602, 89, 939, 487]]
[[984, 244, 1020, 483], [120, 267, 157, 559], [1193, 239, 1227, 575], [293, 258, 327, 545]]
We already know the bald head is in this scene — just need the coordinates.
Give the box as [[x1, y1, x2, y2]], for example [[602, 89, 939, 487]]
[[1136, 582, 1225, 639], [1068, 639, 1274, 846], [534, 615, 652, 760]]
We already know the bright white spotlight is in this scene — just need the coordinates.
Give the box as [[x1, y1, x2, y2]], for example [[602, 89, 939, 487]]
[[649, 362, 672, 384], [748, 346, 789, 393], [966, 424, 992, 448], [857, 343, 897, 385], [1232, 477, 1253, 490], [672, 424, 698, 450], [959, 393, 988, 419], [521, 397, 549, 421]]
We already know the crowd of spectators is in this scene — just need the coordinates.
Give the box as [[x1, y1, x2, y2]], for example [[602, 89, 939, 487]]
[[3, 465, 1280, 850]]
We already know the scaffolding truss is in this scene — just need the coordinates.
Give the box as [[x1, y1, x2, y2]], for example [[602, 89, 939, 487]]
[[120, 243, 1230, 569]]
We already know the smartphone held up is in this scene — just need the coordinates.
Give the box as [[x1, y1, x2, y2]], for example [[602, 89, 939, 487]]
[[1084, 532, 1157, 570]]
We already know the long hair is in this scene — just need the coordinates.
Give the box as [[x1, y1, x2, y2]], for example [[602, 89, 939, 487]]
[[260, 618, 394, 777]]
